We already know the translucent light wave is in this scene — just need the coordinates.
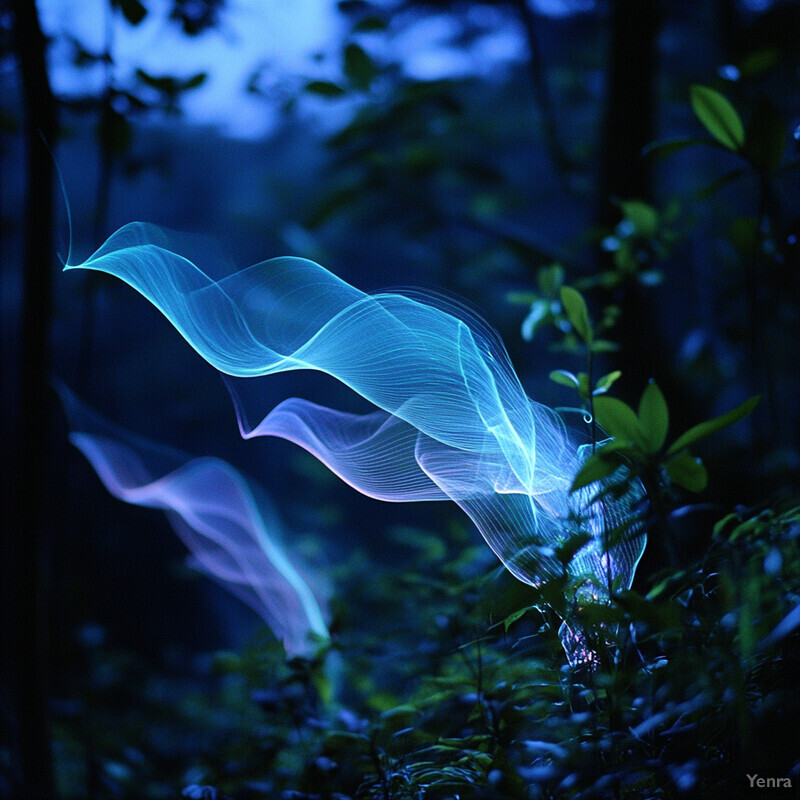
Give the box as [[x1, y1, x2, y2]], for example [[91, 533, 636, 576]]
[[65, 222, 645, 596], [58, 384, 330, 657]]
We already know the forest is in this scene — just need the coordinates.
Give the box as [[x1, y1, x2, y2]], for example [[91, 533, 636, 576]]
[[2, 0, 800, 798]]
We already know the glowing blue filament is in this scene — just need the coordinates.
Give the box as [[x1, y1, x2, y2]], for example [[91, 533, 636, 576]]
[[65, 222, 645, 601], [58, 384, 329, 657]]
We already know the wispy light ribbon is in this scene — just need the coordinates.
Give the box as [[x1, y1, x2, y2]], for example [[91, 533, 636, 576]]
[[58, 384, 329, 658], [65, 222, 645, 600]]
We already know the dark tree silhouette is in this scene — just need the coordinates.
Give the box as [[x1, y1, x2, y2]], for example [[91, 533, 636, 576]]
[[4, 1, 56, 796], [597, 0, 676, 415], [599, 0, 659, 210]]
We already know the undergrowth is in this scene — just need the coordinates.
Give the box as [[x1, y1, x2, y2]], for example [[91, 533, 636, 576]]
[[52, 500, 800, 799]]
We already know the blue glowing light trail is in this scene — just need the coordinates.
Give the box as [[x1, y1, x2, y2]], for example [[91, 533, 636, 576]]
[[65, 222, 645, 609]]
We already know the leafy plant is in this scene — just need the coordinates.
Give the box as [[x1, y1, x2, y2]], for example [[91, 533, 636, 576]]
[[645, 84, 793, 188], [572, 384, 760, 495], [547, 284, 621, 413], [593, 198, 679, 290]]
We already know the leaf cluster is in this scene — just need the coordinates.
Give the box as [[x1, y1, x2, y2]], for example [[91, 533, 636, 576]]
[[572, 383, 759, 495]]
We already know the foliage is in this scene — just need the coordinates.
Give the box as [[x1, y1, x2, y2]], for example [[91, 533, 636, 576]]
[[571, 383, 759, 495], [51, 501, 800, 798], [647, 83, 794, 184], [58, 1, 215, 136]]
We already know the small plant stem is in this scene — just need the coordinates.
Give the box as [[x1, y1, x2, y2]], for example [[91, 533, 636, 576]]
[[584, 345, 621, 746], [587, 347, 598, 455], [370, 732, 390, 800], [641, 470, 678, 568], [586, 346, 613, 599], [511, 0, 573, 180], [747, 172, 779, 445]]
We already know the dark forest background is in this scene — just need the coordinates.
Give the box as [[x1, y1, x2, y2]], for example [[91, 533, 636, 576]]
[[2, 1, 800, 797]]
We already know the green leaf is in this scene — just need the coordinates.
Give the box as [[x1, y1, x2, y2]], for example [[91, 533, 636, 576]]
[[665, 450, 707, 492], [570, 449, 624, 492], [113, 0, 147, 25], [181, 72, 207, 91], [646, 569, 690, 601], [211, 651, 242, 674], [538, 263, 565, 296], [353, 15, 388, 32], [135, 69, 206, 96], [555, 530, 592, 566], [736, 48, 779, 79], [619, 199, 658, 239], [593, 396, 644, 449], [313, 669, 333, 705], [305, 80, 347, 98], [690, 84, 745, 151], [136, 68, 169, 91], [380, 704, 419, 720], [667, 395, 760, 454], [641, 136, 708, 161], [343, 42, 376, 90], [502, 606, 532, 632], [559, 286, 593, 345], [589, 339, 619, 354], [744, 96, 786, 173], [594, 370, 622, 394], [694, 166, 749, 200], [506, 291, 538, 305], [638, 381, 669, 453], [549, 369, 580, 388], [712, 512, 741, 540]]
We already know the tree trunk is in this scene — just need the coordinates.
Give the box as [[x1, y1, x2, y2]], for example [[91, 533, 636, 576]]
[[5, 1, 57, 795], [597, 0, 665, 398], [510, 0, 572, 177], [598, 0, 658, 213]]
